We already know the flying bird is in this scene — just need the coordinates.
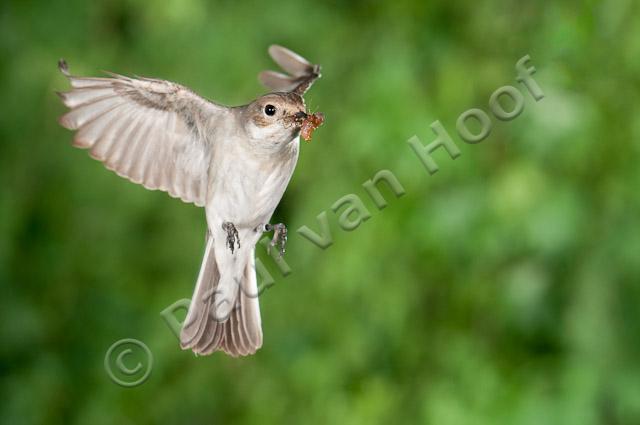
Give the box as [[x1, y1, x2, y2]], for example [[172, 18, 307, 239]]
[[57, 45, 324, 356]]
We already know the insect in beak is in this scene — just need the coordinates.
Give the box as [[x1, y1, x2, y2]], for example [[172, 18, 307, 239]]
[[299, 112, 325, 142]]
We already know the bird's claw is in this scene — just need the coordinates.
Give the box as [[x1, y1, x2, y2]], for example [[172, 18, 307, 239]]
[[222, 222, 240, 253], [265, 223, 287, 257]]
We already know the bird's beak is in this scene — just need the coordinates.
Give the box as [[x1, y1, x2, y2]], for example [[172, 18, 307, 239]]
[[293, 111, 308, 124]]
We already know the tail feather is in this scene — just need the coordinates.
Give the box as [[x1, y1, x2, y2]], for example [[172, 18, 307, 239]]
[[180, 236, 263, 356], [238, 254, 263, 348], [222, 259, 263, 356], [179, 235, 217, 347]]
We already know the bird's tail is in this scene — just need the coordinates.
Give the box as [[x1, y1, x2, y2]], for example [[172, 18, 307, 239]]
[[180, 235, 263, 356]]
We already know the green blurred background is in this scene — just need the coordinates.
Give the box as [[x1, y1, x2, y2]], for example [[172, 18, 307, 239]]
[[2, 1, 640, 424]]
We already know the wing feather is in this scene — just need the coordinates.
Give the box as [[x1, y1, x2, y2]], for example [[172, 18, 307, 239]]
[[268, 45, 314, 77], [259, 45, 321, 95], [57, 60, 229, 207], [57, 87, 117, 108], [90, 106, 140, 161]]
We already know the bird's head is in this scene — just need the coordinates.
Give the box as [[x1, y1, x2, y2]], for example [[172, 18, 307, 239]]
[[240, 92, 309, 151]]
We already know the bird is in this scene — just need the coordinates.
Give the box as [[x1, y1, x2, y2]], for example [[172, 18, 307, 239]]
[[56, 45, 324, 357]]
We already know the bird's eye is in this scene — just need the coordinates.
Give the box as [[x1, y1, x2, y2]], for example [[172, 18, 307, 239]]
[[264, 104, 277, 116]]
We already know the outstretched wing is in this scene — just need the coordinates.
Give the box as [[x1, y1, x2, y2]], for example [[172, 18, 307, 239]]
[[57, 60, 230, 207], [258, 45, 321, 95]]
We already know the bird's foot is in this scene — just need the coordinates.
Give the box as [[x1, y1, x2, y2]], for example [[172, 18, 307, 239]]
[[264, 223, 287, 257], [222, 222, 240, 253]]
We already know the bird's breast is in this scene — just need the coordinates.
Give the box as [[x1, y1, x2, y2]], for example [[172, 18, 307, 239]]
[[206, 140, 299, 229]]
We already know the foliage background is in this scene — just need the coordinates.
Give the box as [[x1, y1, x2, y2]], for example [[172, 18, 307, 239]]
[[1, 1, 639, 424]]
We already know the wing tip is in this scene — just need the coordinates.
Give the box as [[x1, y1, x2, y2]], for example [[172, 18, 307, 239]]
[[55, 90, 67, 102], [72, 135, 94, 148], [58, 58, 70, 76], [268, 44, 284, 56], [57, 114, 75, 130]]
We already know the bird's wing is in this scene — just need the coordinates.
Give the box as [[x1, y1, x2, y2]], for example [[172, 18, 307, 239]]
[[258, 45, 321, 95], [57, 60, 230, 207]]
